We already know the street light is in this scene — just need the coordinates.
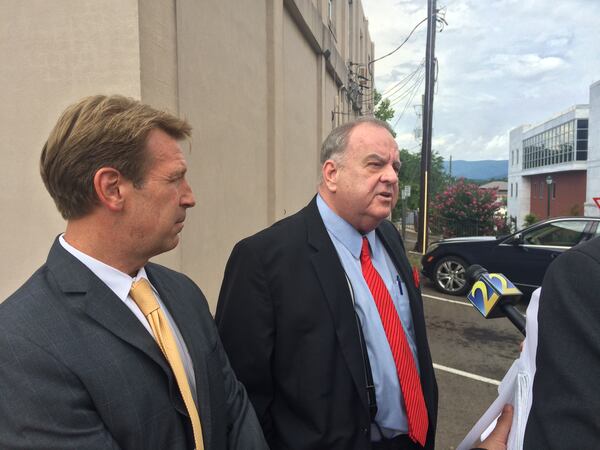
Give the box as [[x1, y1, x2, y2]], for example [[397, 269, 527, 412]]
[[546, 175, 553, 218]]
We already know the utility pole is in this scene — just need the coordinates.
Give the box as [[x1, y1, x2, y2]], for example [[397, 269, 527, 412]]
[[415, 0, 437, 254]]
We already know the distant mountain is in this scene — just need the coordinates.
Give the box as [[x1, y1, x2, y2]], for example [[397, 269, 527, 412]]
[[442, 159, 508, 181]]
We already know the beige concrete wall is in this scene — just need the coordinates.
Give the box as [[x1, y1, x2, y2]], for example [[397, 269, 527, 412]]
[[138, 0, 182, 271], [0, 0, 374, 310], [176, 0, 270, 306], [281, 7, 320, 217], [0, 0, 141, 300]]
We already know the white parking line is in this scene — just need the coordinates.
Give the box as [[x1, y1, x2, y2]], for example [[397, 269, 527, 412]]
[[423, 293, 502, 385], [433, 363, 501, 386], [422, 293, 472, 306]]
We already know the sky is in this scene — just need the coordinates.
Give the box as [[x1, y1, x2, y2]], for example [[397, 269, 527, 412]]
[[362, 0, 600, 161]]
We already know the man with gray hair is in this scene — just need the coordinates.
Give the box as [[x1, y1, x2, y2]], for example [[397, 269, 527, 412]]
[[217, 117, 512, 450], [0, 95, 267, 450], [217, 117, 433, 449]]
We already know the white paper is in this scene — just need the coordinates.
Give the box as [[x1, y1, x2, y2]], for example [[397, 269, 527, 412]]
[[457, 288, 541, 450]]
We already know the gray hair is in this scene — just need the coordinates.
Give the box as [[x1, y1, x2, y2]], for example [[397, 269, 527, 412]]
[[320, 117, 395, 165]]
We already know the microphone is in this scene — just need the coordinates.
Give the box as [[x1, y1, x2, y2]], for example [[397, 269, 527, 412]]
[[465, 264, 526, 336]]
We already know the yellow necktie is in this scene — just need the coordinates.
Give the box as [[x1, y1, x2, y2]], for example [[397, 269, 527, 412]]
[[130, 278, 204, 450]]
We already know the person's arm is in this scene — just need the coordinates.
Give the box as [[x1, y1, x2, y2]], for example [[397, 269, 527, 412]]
[[0, 329, 121, 450], [523, 246, 600, 448], [216, 239, 276, 444], [209, 326, 268, 449]]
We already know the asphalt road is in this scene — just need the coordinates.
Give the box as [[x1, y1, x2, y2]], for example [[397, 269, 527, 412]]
[[419, 276, 524, 449]]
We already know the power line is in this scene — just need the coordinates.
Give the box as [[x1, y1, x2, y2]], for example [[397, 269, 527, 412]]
[[388, 70, 425, 108], [387, 68, 425, 105], [392, 72, 425, 130], [367, 8, 447, 75], [361, 64, 422, 104], [368, 16, 428, 68], [381, 59, 425, 97]]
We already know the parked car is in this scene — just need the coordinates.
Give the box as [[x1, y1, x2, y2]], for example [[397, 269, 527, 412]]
[[421, 216, 600, 299]]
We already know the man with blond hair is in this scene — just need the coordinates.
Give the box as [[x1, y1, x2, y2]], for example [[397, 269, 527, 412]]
[[0, 95, 267, 450]]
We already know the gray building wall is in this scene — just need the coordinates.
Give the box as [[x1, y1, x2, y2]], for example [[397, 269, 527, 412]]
[[0, 0, 375, 309], [585, 81, 600, 216]]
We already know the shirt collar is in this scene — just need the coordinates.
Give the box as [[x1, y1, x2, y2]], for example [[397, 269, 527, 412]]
[[59, 234, 150, 301], [316, 194, 377, 259]]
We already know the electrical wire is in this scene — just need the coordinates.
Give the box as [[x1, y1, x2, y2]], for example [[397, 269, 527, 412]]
[[360, 65, 422, 103], [392, 72, 425, 130], [367, 8, 447, 71], [368, 16, 428, 68], [362, 65, 424, 116], [387, 68, 425, 105], [387, 70, 425, 108], [381, 59, 425, 97]]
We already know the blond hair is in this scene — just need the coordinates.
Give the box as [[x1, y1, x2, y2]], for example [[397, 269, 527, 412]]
[[40, 95, 191, 219]]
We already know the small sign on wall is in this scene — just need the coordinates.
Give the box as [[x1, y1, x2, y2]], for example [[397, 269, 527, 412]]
[[594, 197, 600, 209]]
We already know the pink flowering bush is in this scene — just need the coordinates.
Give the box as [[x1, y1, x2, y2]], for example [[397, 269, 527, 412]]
[[430, 179, 503, 237]]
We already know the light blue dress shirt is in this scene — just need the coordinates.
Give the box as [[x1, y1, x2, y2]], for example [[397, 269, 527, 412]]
[[317, 195, 420, 439]]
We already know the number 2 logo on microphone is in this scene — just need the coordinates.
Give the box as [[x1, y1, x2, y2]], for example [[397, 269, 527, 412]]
[[468, 280, 500, 316]]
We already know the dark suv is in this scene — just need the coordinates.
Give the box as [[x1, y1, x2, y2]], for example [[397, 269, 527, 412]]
[[421, 217, 600, 298]]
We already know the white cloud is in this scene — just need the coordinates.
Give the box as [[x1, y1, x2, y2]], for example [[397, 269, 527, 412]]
[[362, 0, 600, 161], [483, 134, 509, 156], [395, 132, 420, 152], [489, 54, 567, 79]]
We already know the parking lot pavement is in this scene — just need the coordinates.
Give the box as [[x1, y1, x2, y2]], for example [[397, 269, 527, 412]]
[[420, 280, 523, 449]]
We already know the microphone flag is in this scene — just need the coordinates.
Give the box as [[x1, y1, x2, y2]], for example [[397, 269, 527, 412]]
[[467, 273, 522, 318]]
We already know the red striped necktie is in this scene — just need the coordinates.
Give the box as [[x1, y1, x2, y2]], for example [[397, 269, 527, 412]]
[[360, 237, 428, 446]]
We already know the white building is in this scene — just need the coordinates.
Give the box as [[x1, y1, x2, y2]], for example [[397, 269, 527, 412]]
[[508, 81, 600, 226]]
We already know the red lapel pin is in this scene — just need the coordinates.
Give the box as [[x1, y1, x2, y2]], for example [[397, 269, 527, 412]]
[[412, 266, 420, 289]]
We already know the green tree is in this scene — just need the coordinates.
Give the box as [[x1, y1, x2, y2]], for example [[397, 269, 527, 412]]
[[373, 89, 396, 137], [523, 213, 539, 227], [429, 179, 503, 237], [392, 149, 451, 219]]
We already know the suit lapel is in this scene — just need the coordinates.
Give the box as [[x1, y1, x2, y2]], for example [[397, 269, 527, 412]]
[[304, 198, 370, 413], [46, 240, 187, 417], [47, 240, 171, 371]]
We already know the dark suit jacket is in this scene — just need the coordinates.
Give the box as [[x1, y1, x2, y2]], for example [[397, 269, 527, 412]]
[[216, 197, 438, 450], [0, 238, 267, 450], [523, 236, 600, 449]]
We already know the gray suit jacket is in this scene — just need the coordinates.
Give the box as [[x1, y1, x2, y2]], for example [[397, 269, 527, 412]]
[[0, 238, 267, 450]]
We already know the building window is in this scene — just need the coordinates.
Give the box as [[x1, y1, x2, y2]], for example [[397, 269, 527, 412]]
[[552, 182, 557, 199], [515, 183, 518, 198], [516, 149, 519, 164], [576, 119, 589, 161], [522, 119, 586, 169], [510, 183, 513, 197]]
